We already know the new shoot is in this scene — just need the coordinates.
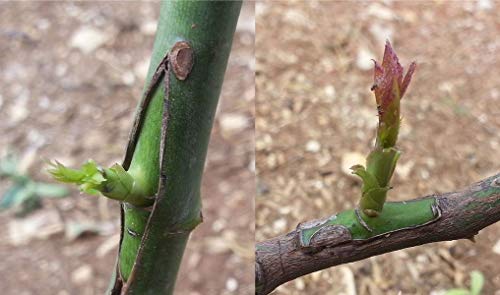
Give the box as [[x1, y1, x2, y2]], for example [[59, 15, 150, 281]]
[[351, 41, 416, 218], [48, 160, 152, 207]]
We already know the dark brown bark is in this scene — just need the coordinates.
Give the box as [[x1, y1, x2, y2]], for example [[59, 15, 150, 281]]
[[255, 174, 500, 295]]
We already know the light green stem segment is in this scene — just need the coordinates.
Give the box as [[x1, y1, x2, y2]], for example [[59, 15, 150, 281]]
[[353, 81, 403, 217], [299, 197, 439, 246], [116, 1, 242, 293], [352, 147, 400, 217]]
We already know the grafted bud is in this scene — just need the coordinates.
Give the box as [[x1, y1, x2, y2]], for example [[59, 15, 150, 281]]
[[48, 160, 152, 207]]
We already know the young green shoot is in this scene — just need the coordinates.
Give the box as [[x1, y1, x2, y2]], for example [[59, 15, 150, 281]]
[[47, 160, 152, 207], [352, 41, 416, 218]]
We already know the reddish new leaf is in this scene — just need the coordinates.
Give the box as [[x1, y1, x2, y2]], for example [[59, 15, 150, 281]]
[[371, 41, 416, 148], [372, 41, 416, 117]]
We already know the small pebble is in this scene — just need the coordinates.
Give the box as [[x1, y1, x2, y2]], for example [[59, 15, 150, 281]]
[[225, 277, 238, 292], [273, 218, 287, 232], [493, 239, 500, 255], [70, 26, 110, 54], [71, 265, 93, 285], [140, 20, 157, 35], [341, 152, 365, 178], [219, 113, 249, 133], [356, 47, 375, 71], [306, 140, 321, 153]]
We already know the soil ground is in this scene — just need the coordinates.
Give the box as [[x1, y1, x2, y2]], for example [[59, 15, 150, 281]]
[[0, 2, 254, 295], [255, 2, 500, 295]]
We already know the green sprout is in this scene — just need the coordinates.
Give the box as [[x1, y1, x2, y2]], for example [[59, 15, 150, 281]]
[[0, 151, 69, 216], [48, 160, 152, 207], [352, 41, 416, 218], [445, 270, 485, 295]]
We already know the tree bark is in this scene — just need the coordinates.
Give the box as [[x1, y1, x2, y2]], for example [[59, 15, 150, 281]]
[[255, 173, 500, 295]]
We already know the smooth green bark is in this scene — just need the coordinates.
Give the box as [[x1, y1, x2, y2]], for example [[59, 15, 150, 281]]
[[298, 198, 440, 246], [115, 1, 242, 294]]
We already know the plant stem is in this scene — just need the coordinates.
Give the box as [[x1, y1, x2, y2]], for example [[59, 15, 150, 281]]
[[110, 1, 242, 294], [353, 42, 415, 218], [255, 174, 500, 295]]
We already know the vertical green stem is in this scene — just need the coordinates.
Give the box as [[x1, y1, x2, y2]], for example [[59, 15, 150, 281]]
[[114, 1, 242, 294]]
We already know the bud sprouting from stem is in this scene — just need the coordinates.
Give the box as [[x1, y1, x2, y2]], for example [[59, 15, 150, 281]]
[[47, 160, 153, 207], [352, 41, 416, 218]]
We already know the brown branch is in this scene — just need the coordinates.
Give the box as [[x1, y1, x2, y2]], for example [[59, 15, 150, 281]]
[[255, 174, 500, 295]]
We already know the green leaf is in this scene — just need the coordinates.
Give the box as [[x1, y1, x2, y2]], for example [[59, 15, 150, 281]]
[[470, 271, 484, 295], [0, 182, 36, 209], [33, 183, 69, 198], [351, 164, 391, 216], [0, 183, 25, 209], [444, 289, 470, 295], [47, 160, 150, 205], [0, 152, 19, 177], [351, 165, 380, 193], [48, 160, 106, 194], [47, 160, 87, 183]]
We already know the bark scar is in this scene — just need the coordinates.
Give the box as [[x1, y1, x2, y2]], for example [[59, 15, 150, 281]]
[[170, 41, 194, 81]]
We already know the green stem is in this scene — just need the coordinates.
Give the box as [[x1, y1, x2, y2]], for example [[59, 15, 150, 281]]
[[298, 198, 440, 246], [115, 1, 242, 293], [354, 78, 403, 217]]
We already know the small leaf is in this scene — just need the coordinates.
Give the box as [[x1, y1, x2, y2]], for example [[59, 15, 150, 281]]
[[47, 161, 86, 183], [81, 160, 100, 175], [351, 164, 390, 216], [47, 160, 150, 206], [85, 172, 106, 185], [80, 183, 100, 195], [0, 182, 36, 210], [470, 270, 484, 295], [48, 160, 106, 194], [444, 289, 471, 295], [350, 165, 379, 191], [0, 152, 19, 177], [33, 183, 69, 198], [0, 183, 26, 209]]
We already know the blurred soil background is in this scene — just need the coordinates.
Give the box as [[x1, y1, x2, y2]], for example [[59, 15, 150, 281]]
[[256, 2, 499, 295], [0, 2, 254, 295]]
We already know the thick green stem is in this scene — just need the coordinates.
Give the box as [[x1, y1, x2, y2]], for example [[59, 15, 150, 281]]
[[114, 1, 242, 294], [298, 197, 439, 246]]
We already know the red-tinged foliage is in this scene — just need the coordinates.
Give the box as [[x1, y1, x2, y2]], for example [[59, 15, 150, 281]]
[[371, 41, 416, 148], [372, 41, 416, 117]]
